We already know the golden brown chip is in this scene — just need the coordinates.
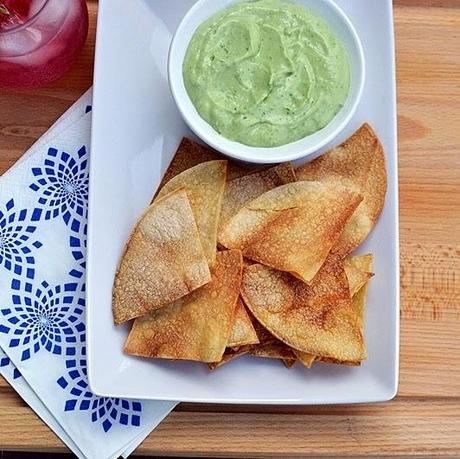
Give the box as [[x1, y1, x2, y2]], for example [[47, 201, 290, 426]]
[[227, 298, 259, 348], [296, 123, 387, 256], [208, 346, 249, 370], [113, 188, 211, 324], [243, 310, 298, 364], [318, 358, 361, 366], [156, 160, 227, 266], [293, 253, 373, 367], [219, 163, 296, 232], [241, 255, 366, 362], [160, 138, 252, 188], [351, 255, 373, 331], [219, 181, 363, 284], [243, 258, 256, 268], [125, 250, 243, 362], [293, 350, 316, 369], [314, 255, 373, 366], [250, 315, 278, 345], [344, 254, 374, 297], [282, 359, 296, 368], [250, 341, 296, 361], [346, 254, 374, 278]]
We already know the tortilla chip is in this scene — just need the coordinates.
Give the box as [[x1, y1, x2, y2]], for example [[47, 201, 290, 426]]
[[315, 255, 373, 366], [250, 341, 296, 361], [243, 312, 298, 363], [296, 123, 387, 256], [125, 250, 243, 362], [219, 163, 296, 232], [294, 254, 373, 367], [351, 255, 373, 331], [344, 254, 374, 297], [241, 255, 366, 362], [283, 359, 296, 368], [160, 138, 251, 188], [346, 254, 374, 279], [243, 258, 256, 268], [156, 160, 227, 266], [227, 298, 259, 348], [251, 316, 278, 345], [113, 188, 211, 324], [219, 181, 363, 284], [208, 346, 249, 370], [293, 350, 316, 369], [318, 358, 361, 366]]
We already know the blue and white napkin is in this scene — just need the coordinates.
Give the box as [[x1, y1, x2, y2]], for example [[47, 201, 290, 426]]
[[0, 89, 177, 459]]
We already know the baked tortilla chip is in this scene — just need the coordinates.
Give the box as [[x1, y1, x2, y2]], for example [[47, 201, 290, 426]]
[[244, 311, 297, 363], [243, 258, 256, 268], [300, 255, 374, 367], [283, 359, 296, 368], [344, 254, 374, 297], [219, 163, 296, 232], [293, 350, 316, 369], [124, 250, 242, 362], [113, 188, 211, 324], [250, 341, 296, 361], [323, 271, 372, 365], [251, 316, 278, 345], [208, 346, 249, 370], [227, 298, 259, 348], [251, 316, 314, 368], [157, 160, 227, 266], [319, 358, 361, 366], [318, 266, 372, 367], [241, 255, 366, 362], [219, 181, 363, 283], [296, 123, 387, 256], [160, 138, 251, 188], [351, 254, 373, 331]]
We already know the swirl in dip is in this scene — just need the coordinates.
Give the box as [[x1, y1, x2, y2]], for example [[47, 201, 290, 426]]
[[183, 0, 350, 148]]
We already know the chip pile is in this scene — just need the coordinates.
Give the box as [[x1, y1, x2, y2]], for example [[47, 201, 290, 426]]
[[113, 123, 387, 369]]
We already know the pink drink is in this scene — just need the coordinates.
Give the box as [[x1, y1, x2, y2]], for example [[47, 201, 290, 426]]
[[0, 0, 88, 89]]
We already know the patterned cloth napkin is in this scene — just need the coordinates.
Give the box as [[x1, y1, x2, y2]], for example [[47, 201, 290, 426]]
[[0, 89, 177, 459]]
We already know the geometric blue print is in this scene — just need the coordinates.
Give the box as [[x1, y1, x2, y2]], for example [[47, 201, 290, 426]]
[[68, 223, 87, 280], [0, 198, 42, 280], [0, 100, 164, 458], [0, 279, 85, 361], [57, 346, 142, 433], [29, 146, 89, 234], [0, 349, 21, 380]]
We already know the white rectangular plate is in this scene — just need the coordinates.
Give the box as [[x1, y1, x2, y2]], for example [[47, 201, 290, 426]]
[[88, 0, 399, 404]]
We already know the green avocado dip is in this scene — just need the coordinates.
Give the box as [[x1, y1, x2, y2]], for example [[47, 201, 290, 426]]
[[183, 0, 350, 148]]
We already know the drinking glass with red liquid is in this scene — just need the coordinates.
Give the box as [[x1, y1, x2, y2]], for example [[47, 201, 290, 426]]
[[0, 0, 88, 89]]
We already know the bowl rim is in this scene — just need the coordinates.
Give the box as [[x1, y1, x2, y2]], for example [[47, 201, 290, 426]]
[[168, 0, 366, 164]]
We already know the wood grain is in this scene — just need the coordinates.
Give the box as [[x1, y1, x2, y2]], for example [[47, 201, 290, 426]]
[[0, 388, 459, 457], [0, 0, 460, 457], [396, 5, 460, 400]]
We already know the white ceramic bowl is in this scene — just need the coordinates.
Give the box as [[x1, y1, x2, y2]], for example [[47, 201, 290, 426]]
[[168, 0, 365, 164]]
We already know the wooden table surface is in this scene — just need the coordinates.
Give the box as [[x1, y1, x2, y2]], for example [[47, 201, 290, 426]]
[[1, 0, 459, 457]]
